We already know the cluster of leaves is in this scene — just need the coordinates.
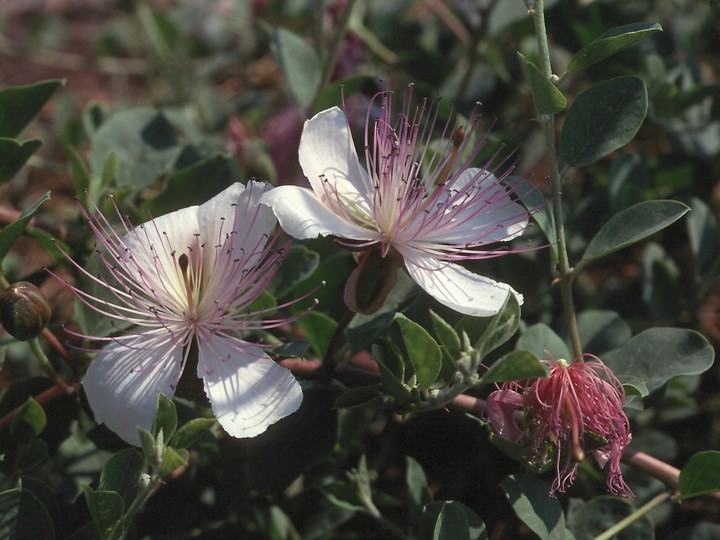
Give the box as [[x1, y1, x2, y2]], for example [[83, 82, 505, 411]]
[[1, 0, 720, 538]]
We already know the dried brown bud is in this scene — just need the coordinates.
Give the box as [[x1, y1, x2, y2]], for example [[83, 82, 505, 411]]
[[0, 281, 52, 341]]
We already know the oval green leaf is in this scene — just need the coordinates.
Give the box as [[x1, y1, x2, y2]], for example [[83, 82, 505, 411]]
[[395, 313, 442, 389], [88, 108, 182, 190], [481, 350, 548, 384], [518, 52, 567, 114], [270, 26, 321, 109], [372, 342, 409, 401], [458, 292, 521, 359], [578, 200, 690, 269], [560, 76, 647, 167], [433, 501, 471, 540], [0, 79, 64, 138], [10, 398, 47, 439], [298, 311, 338, 358], [82, 486, 125, 540], [567, 22, 663, 74], [170, 417, 217, 450], [577, 310, 632, 355], [0, 191, 50, 261], [333, 385, 385, 409], [506, 176, 558, 263], [0, 487, 54, 540], [602, 328, 714, 395], [516, 323, 571, 361], [99, 448, 144, 508], [151, 393, 177, 442], [0, 138, 43, 184], [500, 474, 566, 540], [678, 451, 720, 500], [406, 457, 433, 508], [423, 501, 487, 540], [158, 447, 189, 479], [566, 496, 653, 540]]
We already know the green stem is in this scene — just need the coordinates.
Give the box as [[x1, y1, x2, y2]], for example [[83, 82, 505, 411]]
[[361, 496, 411, 539], [28, 337, 73, 394], [321, 308, 355, 380], [315, 0, 327, 64], [593, 490, 672, 540], [455, 0, 499, 102], [135, 0, 187, 104], [120, 475, 163, 540], [527, 0, 583, 359], [307, 0, 359, 115]]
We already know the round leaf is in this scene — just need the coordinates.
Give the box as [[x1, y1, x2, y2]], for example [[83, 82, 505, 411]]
[[422, 501, 487, 540], [578, 200, 689, 269], [560, 76, 647, 167], [567, 497, 653, 540], [82, 486, 124, 539], [10, 398, 46, 439], [88, 108, 182, 190], [433, 501, 470, 540], [500, 474, 566, 540], [98, 449, 144, 508], [576, 310, 632, 355], [0, 487, 54, 540], [602, 328, 714, 395], [516, 323, 571, 361], [298, 311, 338, 359], [678, 451, 720, 500], [481, 350, 549, 385]]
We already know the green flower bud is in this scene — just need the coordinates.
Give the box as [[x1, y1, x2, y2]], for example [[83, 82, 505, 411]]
[[0, 281, 52, 341]]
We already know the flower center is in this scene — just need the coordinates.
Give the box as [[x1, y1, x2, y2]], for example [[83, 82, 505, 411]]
[[178, 253, 198, 322]]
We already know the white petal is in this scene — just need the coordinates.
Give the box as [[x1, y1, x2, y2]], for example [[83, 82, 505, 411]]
[[432, 168, 528, 244], [198, 336, 302, 438], [261, 185, 376, 241], [82, 332, 183, 445], [118, 201, 200, 312], [122, 201, 200, 269], [403, 254, 523, 317], [299, 107, 372, 209], [198, 181, 276, 259]]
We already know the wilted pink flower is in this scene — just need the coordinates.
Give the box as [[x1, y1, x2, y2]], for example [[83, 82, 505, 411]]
[[487, 355, 633, 496], [48, 182, 303, 445], [261, 88, 530, 316]]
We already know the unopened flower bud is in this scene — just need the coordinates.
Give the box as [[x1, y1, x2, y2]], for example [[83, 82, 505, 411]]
[[344, 245, 403, 315], [0, 281, 51, 341]]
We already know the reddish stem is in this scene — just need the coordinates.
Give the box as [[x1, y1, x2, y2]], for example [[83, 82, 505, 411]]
[[42, 327, 69, 359], [283, 356, 720, 499], [0, 382, 76, 431]]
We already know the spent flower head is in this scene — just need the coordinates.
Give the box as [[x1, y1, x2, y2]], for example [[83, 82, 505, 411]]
[[487, 355, 633, 497], [48, 182, 303, 445], [261, 87, 530, 316]]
